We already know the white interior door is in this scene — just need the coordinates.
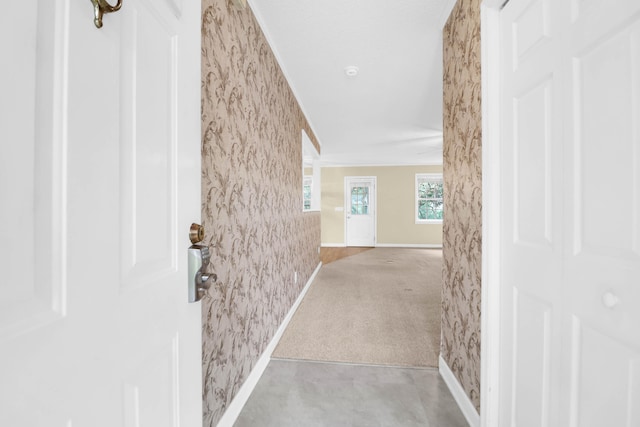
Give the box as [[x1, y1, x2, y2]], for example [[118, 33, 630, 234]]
[[498, 0, 640, 425], [345, 176, 376, 247], [0, 0, 202, 426]]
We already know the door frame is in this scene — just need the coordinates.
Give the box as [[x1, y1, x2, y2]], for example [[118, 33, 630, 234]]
[[480, 1, 507, 426], [344, 176, 377, 247]]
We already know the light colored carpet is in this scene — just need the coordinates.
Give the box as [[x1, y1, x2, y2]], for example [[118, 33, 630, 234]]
[[272, 248, 442, 367]]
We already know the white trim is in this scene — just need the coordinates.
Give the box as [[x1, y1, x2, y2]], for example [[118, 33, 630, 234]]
[[247, 1, 323, 148], [480, 2, 503, 427], [439, 355, 480, 427], [415, 173, 444, 224], [216, 262, 323, 427], [439, 0, 459, 29], [375, 243, 442, 249], [482, 0, 507, 10], [302, 130, 321, 212], [321, 243, 346, 247]]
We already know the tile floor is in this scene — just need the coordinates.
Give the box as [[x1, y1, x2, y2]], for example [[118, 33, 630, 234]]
[[234, 359, 468, 427]]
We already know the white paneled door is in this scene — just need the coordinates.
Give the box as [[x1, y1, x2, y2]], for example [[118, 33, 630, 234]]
[[0, 0, 202, 426], [345, 177, 376, 247], [499, 0, 640, 425]]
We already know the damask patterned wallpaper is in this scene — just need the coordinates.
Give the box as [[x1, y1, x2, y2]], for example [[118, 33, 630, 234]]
[[442, 0, 482, 413], [201, 0, 321, 425]]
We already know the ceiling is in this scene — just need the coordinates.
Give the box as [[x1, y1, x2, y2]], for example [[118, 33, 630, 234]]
[[248, 0, 457, 166]]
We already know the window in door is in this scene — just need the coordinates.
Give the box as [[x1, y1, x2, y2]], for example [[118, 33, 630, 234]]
[[416, 173, 443, 223], [351, 186, 370, 215]]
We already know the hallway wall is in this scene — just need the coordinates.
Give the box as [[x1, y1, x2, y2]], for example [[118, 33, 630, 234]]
[[442, 0, 482, 413], [200, 1, 321, 425]]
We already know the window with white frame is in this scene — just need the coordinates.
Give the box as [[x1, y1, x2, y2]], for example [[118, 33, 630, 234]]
[[416, 173, 443, 223], [303, 176, 312, 211], [302, 130, 320, 212]]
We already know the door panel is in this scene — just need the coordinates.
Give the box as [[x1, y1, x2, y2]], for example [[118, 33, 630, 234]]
[[123, 340, 178, 426], [512, 0, 551, 69], [512, 289, 552, 427], [0, 0, 201, 425], [514, 77, 553, 248], [120, 0, 179, 287], [500, 0, 640, 425], [571, 320, 640, 427], [502, 13, 565, 426], [501, 0, 566, 424], [345, 177, 376, 247], [571, 20, 640, 260], [0, 0, 67, 340], [565, 3, 640, 425]]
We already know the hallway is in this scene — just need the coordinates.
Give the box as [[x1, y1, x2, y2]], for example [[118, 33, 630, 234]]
[[232, 248, 466, 426], [274, 248, 441, 367], [234, 359, 467, 426]]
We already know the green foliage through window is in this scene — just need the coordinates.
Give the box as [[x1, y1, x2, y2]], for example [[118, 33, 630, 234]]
[[416, 175, 443, 221], [351, 186, 369, 215]]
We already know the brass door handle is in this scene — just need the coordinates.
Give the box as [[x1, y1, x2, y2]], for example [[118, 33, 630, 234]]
[[91, 0, 123, 28]]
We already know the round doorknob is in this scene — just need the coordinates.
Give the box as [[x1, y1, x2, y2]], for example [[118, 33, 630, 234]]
[[602, 291, 619, 309]]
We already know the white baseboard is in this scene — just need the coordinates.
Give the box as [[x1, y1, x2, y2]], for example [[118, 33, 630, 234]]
[[321, 243, 346, 247], [375, 243, 442, 249], [439, 355, 480, 427], [216, 262, 323, 427]]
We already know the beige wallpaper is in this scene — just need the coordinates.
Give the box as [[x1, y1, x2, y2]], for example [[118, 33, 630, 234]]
[[201, 1, 321, 425], [321, 165, 443, 246], [442, 0, 482, 413]]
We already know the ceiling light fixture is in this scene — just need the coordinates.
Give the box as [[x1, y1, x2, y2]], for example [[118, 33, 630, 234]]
[[344, 66, 359, 77]]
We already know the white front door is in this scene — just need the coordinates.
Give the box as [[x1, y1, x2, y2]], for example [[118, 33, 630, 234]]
[[498, 0, 640, 425], [0, 0, 202, 425], [345, 176, 376, 247]]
